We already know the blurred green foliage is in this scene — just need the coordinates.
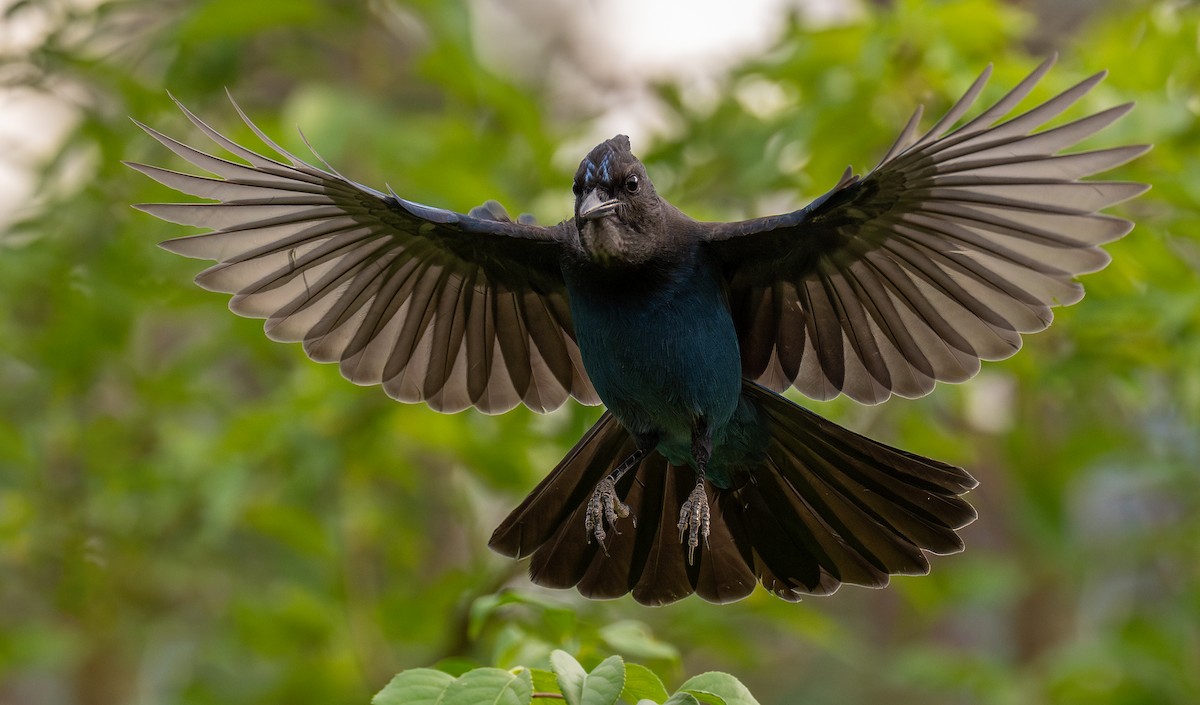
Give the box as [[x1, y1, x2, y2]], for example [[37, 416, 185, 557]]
[[372, 650, 756, 705], [1, 1, 1198, 704]]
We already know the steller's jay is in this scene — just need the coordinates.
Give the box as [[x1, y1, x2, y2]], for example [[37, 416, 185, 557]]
[[130, 56, 1147, 605]]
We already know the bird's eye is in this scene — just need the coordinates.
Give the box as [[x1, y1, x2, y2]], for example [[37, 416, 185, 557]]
[[624, 174, 639, 194]]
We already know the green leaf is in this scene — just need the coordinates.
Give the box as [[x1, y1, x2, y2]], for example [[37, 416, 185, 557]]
[[442, 668, 533, 705], [374, 667, 534, 705], [528, 668, 559, 695], [677, 673, 759, 705], [663, 694, 702, 705], [620, 663, 670, 704], [582, 655, 625, 705], [373, 668, 455, 705], [549, 651, 625, 705], [682, 692, 727, 705], [550, 651, 587, 705], [599, 621, 681, 663]]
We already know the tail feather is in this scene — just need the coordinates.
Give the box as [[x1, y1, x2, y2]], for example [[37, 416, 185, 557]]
[[490, 414, 758, 605], [690, 485, 758, 604], [518, 445, 757, 606], [624, 468, 757, 606], [769, 436, 932, 578], [489, 383, 978, 605], [624, 463, 692, 605], [753, 383, 977, 559], [787, 408, 978, 529], [716, 483, 842, 598], [787, 431, 970, 555], [572, 460, 655, 599], [532, 453, 662, 598], [741, 383, 976, 591], [489, 411, 634, 560], [740, 465, 895, 589]]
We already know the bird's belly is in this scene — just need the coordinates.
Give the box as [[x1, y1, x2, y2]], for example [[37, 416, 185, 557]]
[[568, 272, 743, 453]]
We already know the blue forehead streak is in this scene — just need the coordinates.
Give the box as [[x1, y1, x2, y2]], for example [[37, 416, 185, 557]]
[[583, 149, 617, 189]]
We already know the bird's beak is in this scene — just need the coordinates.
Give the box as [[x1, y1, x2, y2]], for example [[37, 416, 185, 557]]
[[578, 188, 620, 221]]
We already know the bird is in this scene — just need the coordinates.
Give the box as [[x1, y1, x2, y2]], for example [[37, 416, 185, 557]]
[[129, 55, 1147, 606]]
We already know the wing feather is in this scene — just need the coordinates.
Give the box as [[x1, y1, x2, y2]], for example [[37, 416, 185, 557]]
[[706, 56, 1147, 403], [132, 97, 598, 413]]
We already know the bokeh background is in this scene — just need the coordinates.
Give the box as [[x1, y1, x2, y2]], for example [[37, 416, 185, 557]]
[[2, 0, 1198, 703]]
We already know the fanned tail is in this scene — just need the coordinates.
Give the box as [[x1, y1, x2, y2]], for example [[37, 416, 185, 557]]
[[489, 383, 977, 605], [723, 382, 977, 599], [489, 413, 757, 605]]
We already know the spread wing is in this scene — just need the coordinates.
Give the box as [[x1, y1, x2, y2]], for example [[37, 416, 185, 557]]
[[130, 97, 597, 414], [705, 56, 1149, 404]]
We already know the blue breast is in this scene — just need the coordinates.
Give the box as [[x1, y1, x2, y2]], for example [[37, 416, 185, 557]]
[[564, 250, 745, 467]]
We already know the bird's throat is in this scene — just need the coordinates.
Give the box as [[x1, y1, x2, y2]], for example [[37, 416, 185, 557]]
[[581, 217, 656, 266], [581, 218, 625, 263]]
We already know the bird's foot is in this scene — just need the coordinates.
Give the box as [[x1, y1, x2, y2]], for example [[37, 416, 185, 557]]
[[583, 448, 647, 553], [586, 476, 634, 552], [677, 477, 710, 565]]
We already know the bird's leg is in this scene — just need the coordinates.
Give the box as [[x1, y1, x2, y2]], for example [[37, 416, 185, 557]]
[[586, 448, 646, 551], [677, 421, 713, 565]]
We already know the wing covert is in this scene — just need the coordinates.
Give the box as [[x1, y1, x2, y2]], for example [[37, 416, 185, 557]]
[[706, 56, 1148, 404], [131, 96, 597, 413]]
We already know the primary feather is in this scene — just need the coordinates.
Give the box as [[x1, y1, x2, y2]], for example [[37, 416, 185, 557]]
[[708, 55, 1149, 404], [129, 98, 597, 414]]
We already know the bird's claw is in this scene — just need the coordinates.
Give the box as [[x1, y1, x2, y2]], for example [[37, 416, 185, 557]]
[[677, 479, 710, 565], [585, 476, 633, 553]]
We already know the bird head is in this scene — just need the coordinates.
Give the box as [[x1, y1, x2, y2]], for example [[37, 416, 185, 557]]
[[572, 135, 662, 265]]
